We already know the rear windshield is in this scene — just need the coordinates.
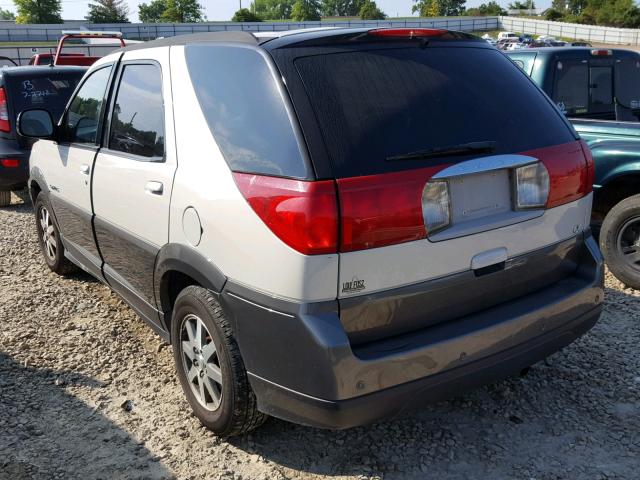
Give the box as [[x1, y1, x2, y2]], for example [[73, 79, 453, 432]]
[[10, 73, 84, 121], [294, 46, 574, 178]]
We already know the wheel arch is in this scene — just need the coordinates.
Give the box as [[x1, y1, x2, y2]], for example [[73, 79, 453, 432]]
[[593, 173, 640, 220], [154, 243, 227, 334], [28, 166, 50, 205]]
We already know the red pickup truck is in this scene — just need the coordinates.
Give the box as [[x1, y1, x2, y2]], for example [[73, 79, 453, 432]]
[[29, 30, 126, 67]]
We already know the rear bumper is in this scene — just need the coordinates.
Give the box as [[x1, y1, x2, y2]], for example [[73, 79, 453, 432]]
[[0, 144, 28, 191], [221, 232, 604, 429], [249, 306, 600, 429]]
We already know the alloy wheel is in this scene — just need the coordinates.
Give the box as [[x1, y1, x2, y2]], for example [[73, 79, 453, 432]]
[[39, 206, 56, 261], [180, 314, 223, 411]]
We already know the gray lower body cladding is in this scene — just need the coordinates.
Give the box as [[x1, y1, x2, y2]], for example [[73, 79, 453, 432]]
[[221, 232, 604, 429]]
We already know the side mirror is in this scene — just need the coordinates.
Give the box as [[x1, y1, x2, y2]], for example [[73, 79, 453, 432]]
[[17, 109, 55, 138]]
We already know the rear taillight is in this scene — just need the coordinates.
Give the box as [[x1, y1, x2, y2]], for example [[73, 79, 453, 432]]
[[337, 166, 446, 252], [522, 141, 592, 209], [579, 139, 595, 191], [368, 28, 447, 38], [236, 143, 591, 255], [233, 173, 338, 255], [591, 49, 612, 56], [0, 158, 19, 167], [0, 87, 10, 133]]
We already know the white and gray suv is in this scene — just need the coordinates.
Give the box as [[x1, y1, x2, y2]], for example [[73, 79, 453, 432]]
[[19, 28, 604, 436]]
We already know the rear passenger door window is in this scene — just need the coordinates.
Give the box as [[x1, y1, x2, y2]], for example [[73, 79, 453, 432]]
[[108, 63, 164, 159]]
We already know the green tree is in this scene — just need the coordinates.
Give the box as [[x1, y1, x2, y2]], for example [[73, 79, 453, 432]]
[[86, 0, 129, 23], [581, 0, 640, 27], [250, 0, 294, 19], [291, 0, 321, 20], [0, 7, 16, 19], [468, 1, 505, 15], [320, 0, 364, 16], [359, 0, 384, 18], [13, 0, 62, 23], [232, 7, 263, 20], [161, 0, 203, 22], [508, 1, 535, 9], [545, 7, 564, 20], [138, 0, 166, 22], [413, 0, 464, 16]]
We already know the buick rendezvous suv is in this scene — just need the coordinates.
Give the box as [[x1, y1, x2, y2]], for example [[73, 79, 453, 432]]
[[19, 28, 604, 436]]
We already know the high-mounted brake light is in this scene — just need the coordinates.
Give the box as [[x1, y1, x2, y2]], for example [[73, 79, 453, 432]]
[[233, 173, 338, 255], [368, 28, 447, 38], [0, 87, 10, 133], [591, 49, 612, 56]]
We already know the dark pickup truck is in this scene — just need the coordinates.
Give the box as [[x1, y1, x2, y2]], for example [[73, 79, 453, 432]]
[[0, 66, 86, 206], [507, 47, 640, 288]]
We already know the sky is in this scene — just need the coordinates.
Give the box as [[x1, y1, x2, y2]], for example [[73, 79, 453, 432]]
[[0, 0, 554, 23]]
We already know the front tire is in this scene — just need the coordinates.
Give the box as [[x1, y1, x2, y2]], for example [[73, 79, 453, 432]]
[[34, 194, 77, 275], [171, 286, 266, 436], [600, 193, 640, 289]]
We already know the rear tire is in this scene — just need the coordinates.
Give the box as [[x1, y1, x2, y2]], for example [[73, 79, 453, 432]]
[[34, 194, 77, 275], [171, 286, 267, 437], [0, 191, 10, 207], [600, 194, 640, 290]]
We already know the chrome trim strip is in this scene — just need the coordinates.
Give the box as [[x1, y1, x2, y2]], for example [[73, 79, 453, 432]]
[[432, 154, 538, 179]]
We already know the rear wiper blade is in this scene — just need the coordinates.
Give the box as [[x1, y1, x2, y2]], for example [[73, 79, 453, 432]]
[[386, 141, 497, 162]]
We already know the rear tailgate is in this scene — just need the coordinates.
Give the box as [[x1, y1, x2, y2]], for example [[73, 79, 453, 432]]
[[282, 40, 592, 344]]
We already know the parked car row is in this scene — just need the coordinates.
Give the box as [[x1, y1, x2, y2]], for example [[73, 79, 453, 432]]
[[2, 27, 606, 437], [484, 31, 592, 50]]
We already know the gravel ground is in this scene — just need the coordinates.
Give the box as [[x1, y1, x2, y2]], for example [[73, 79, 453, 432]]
[[1, 190, 639, 480]]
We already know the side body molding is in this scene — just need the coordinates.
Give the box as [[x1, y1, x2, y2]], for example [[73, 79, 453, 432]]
[[154, 243, 227, 324]]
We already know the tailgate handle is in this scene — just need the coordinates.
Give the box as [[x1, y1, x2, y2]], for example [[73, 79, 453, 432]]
[[471, 248, 508, 271]]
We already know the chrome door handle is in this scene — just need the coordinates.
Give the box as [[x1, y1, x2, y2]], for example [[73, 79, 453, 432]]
[[80, 164, 90, 175], [145, 181, 164, 195]]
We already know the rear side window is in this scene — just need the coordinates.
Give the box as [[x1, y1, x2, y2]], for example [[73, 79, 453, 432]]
[[12, 73, 83, 121], [185, 45, 311, 179], [294, 47, 574, 178], [554, 60, 588, 115], [109, 64, 165, 159], [616, 58, 640, 108]]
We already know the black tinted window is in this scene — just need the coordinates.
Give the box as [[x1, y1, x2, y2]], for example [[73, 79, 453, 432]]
[[186, 45, 310, 179], [295, 47, 574, 178], [109, 64, 164, 159], [13, 73, 83, 121], [615, 58, 640, 108], [66, 66, 111, 144], [590, 66, 613, 107], [554, 60, 588, 115]]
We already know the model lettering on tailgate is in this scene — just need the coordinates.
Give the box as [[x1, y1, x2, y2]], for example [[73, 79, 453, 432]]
[[342, 277, 366, 294]]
